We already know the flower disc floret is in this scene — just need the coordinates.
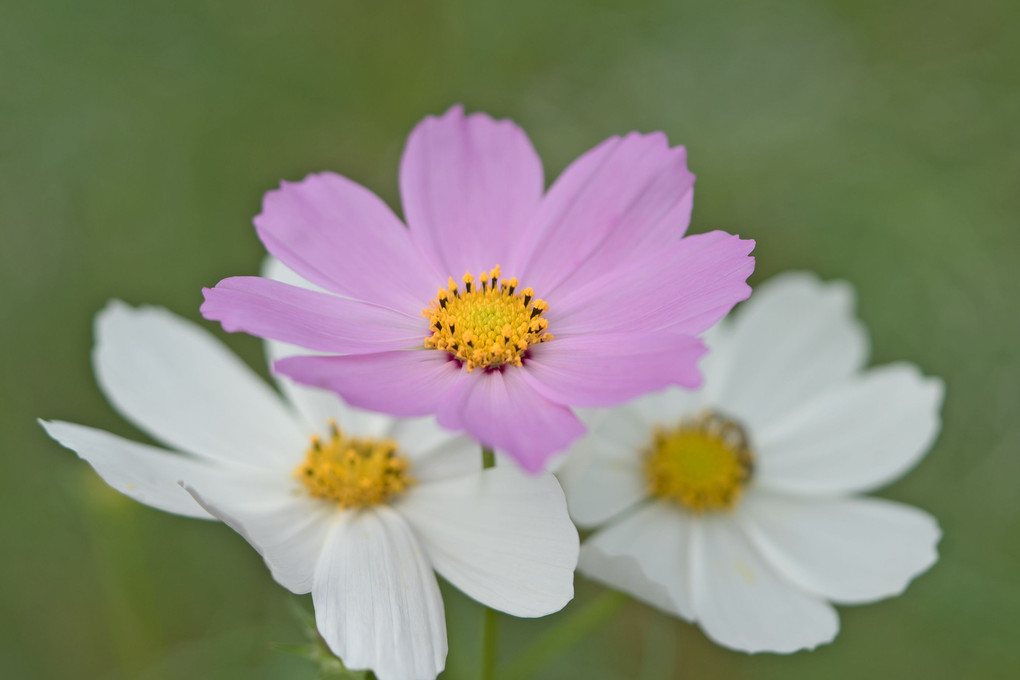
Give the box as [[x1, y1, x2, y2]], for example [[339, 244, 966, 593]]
[[644, 411, 753, 512], [297, 420, 414, 508], [422, 265, 553, 371]]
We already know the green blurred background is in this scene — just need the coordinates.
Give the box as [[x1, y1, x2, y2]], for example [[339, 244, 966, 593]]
[[3, 0, 1018, 677]]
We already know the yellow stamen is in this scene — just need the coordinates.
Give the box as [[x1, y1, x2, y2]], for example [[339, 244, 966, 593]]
[[296, 420, 414, 508], [644, 411, 753, 512], [422, 266, 553, 371]]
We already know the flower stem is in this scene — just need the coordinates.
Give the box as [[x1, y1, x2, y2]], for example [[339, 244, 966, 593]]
[[482, 604, 499, 680], [498, 590, 629, 680], [481, 445, 498, 680]]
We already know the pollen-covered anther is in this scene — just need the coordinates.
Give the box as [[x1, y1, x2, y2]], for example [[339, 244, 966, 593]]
[[644, 411, 754, 512], [422, 265, 553, 371], [296, 420, 415, 508]]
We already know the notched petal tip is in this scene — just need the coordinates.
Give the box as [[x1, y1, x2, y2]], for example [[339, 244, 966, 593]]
[[616, 129, 689, 157], [198, 283, 233, 326], [96, 299, 176, 339], [420, 103, 534, 139], [440, 102, 466, 118], [679, 365, 707, 391], [97, 297, 132, 320], [733, 235, 757, 256]]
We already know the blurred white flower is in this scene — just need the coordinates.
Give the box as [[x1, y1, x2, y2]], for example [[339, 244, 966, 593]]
[[42, 301, 578, 680], [560, 272, 943, 653]]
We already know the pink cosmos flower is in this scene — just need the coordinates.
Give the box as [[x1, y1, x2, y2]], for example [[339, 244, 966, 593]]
[[202, 106, 755, 472]]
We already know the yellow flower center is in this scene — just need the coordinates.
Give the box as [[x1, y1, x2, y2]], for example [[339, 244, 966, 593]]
[[296, 421, 414, 508], [422, 265, 553, 371], [644, 411, 753, 512]]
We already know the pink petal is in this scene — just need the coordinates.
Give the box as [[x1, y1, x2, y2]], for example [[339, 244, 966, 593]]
[[514, 132, 695, 296], [521, 332, 707, 408], [437, 369, 585, 473], [202, 277, 425, 354], [399, 105, 544, 277], [255, 172, 439, 311], [549, 231, 755, 336], [274, 351, 461, 417]]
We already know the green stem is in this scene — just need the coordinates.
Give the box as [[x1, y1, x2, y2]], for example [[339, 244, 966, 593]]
[[480, 445, 498, 680], [482, 604, 499, 680], [498, 591, 629, 680]]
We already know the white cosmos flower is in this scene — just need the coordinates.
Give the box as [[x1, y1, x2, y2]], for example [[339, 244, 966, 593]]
[[41, 300, 579, 680], [559, 272, 943, 654]]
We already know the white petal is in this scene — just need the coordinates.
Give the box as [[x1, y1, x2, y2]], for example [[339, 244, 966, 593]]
[[538, 448, 571, 474], [261, 257, 395, 438], [386, 417, 480, 484], [41, 420, 219, 519], [579, 501, 695, 620], [184, 474, 336, 594], [739, 491, 940, 604], [691, 516, 839, 653], [706, 272, 869, 432], [756, 363, 944, 496], [313, 507, 447, 680], [560, 337, 717, 528], [93, 301, 306, 471], [397, 467, 577, 618], [625, 385, 708, 431], [260, 253, 329, 295], [559, 406, 650, 528]]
